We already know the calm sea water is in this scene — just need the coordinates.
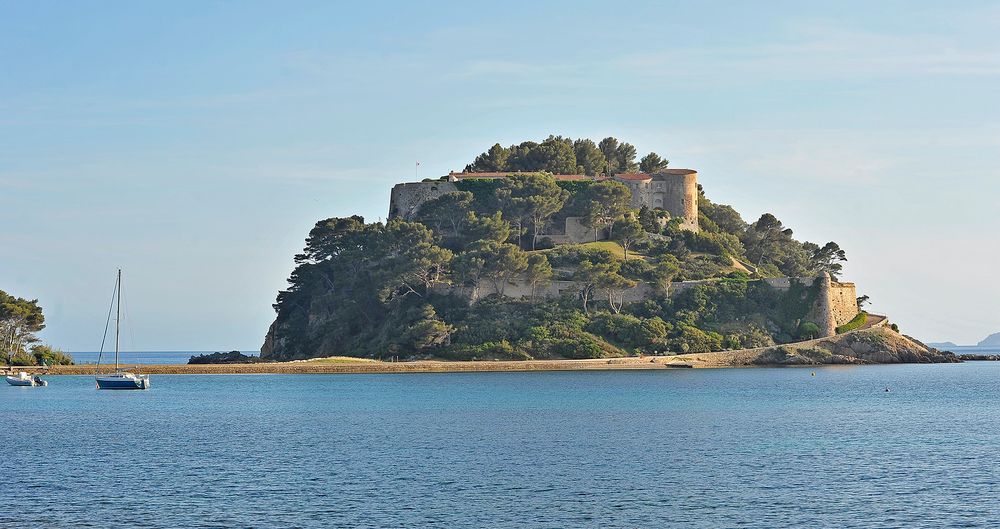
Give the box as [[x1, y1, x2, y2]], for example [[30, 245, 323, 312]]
[[67, 351, 260, 365], [3, 363, 1000, 528]]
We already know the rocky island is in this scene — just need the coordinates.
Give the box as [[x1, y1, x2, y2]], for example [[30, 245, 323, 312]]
[[259, 136, 956, 368]]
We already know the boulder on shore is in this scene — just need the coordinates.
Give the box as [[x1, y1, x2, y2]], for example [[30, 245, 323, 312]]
[[188, 350, 262, 364]]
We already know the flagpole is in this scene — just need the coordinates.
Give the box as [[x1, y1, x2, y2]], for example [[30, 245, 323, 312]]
[[415, 161, 419, 180]]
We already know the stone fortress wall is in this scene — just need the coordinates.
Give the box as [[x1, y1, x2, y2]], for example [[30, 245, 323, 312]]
[[388, 181, 459, 220], [388, 169, 700, 232], [436, 274, 858, 338], [763, 275, 858, 336]]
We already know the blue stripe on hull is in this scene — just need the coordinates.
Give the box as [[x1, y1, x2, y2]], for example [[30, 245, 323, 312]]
[[96, 379, 145, 390]]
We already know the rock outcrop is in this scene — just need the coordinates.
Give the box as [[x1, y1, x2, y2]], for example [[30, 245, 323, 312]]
[[749, 326, 959, 366], [188, 350, 261, 364]]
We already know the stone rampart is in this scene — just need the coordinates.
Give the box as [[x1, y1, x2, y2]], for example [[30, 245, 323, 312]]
[[564, 217, 602, 243], [388, 181, 458, 220], [828, 280, 859, 327], [435, 274, 858, 338], [389, 170, 699, 231]]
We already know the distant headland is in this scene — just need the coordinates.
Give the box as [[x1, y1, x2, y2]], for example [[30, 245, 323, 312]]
[[260, 135, 953, 367]]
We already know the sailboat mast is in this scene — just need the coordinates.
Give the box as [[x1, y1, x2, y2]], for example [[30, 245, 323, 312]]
[[115, 269, 121, 371]]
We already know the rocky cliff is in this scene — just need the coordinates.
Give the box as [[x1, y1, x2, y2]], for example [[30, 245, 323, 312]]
[[671, 324, 960, 367], [751, 326, 960, 365]]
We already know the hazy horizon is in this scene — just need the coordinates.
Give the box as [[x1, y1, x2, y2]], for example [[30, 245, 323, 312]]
[[4, 1, 999, 350]]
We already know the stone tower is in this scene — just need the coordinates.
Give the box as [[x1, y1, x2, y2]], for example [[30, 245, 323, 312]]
[[612, 169, 699, 230]]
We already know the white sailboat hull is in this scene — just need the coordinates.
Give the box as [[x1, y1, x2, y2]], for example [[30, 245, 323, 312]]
[[96, 372, 149, 390]]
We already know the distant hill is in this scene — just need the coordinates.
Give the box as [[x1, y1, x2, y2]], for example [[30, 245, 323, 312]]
[[978, 333, 1000, 347], [927, 341, 960, 349]]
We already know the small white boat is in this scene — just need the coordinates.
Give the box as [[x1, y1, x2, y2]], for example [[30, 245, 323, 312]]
[[5, 372, 47, 387], [95, 269, 150, 391]]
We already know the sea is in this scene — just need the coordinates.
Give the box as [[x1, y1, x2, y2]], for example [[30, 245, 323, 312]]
[[3, 361, 1000, 528], [66, 351, 260, 365]]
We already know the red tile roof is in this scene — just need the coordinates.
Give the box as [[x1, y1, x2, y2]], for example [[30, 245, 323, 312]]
[[613, 169, 697, 181], [614, 173, 653, 181]]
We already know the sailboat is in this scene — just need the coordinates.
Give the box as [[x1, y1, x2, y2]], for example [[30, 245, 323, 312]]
[[95, 269, 150, 390]]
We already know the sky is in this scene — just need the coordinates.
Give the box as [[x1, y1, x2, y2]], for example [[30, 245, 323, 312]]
[[2, 0, 999, 350]]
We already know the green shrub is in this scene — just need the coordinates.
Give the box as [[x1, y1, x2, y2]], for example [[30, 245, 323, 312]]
[[670, 325, 724, 353], [445, 340, 532, 361], [535, 237, 555, 250], [585, 313, 670, 349], [836, 312, 868, 334], [619, 259, 655, 281], [797, 321, 821, 340], [9, 350, 36, 366], [31, 345, 74, 365]]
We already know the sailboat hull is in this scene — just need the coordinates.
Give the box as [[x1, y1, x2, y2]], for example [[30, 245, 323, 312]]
[[96, 373, 149, 390]]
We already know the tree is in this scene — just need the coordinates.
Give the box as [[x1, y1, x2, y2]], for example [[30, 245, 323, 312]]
[[598, 137, 620, 174], [574, 260, 614, 315], [465, 143, 510, 172], [463, 211, 512, 247], [650, 256, 681, 295], [699, 196, 747, 235], [637, 205, 663, 233], [615, 143, 638, 173], [375, 221, 452, 302], [808, 241, 848, 279], [293, 215, 371, 265], [857, 294, 870, 310], [415, 191, 474, 238], [639, 152, 669, 173], [496, 173, 569, 249], [399, 304, 453, 351], [597, 271, 636, 314], [534, 135, 577, 174], [463, 241, 529, 296], [613, 213, 645, 261], [524, 254, 553, 302], [573, 258, 634, 314], [0, 291, 45, 362], [573, 138, 607, 176], [582, 180, 632, 241], [451, 251, 487, 300], [506, 141, 540, 171], [742, 213, 811, 276]]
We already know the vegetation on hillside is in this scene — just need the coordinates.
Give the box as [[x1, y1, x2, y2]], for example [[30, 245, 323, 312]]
[[268, 160, 850, 361], [464, 135, 663, 176], [1, 290, 72, 366]]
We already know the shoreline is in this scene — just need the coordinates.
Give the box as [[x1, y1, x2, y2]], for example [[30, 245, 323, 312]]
[[37, 356, 706, 375], [10, 315, 957, 376]]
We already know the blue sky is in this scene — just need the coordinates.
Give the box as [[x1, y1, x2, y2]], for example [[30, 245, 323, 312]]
[[3, 0, 999, 349]]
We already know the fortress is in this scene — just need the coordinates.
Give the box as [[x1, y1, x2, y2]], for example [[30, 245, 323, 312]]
[[388, 168, 860, 337], [389, 169, 700, 239]]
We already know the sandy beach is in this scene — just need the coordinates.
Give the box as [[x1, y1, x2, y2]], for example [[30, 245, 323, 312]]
[[37, 355, 703, 375]]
